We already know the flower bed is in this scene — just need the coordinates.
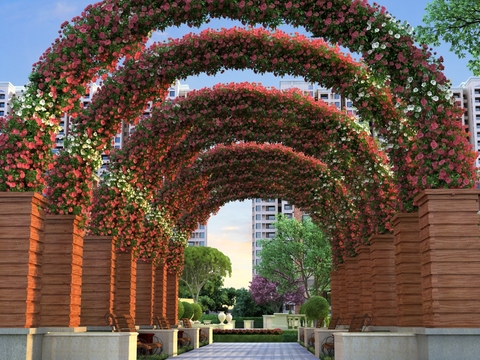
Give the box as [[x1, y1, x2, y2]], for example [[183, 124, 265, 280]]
[[213, 328, 282, 335]]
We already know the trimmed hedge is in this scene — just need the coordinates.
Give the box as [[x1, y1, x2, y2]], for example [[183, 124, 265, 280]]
[[212, 330, 298, 343], [214, 334, 283, 342]]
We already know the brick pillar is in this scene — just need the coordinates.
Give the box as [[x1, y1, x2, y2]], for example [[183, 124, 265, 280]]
[[393, 213, 423, 327], [370, 234, 397, 326], [0, 192, 47, 327], [345, 256, 360, 319], [166, 271, 178, 326], [330, 270, 340, 320], [357, 246, 372, 316], [337, 264, 347, 322], [416, 189, 480, 327], [40, 215, 84, 327], [154, 263, 168, 319], [114, 248, 137, 321], [81, 236, 115, 326], [136, 259, 155, 326]]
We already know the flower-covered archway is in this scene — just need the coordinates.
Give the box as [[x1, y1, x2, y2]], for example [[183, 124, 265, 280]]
[[0, 0, 476, 260], [45, 27, 403, 218], [89, 82, 396, 260], [151, 142, 358, 260]]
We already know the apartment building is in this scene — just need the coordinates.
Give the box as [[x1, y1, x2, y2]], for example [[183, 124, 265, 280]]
[[0, 82, 25, 117], [251, 198, 295, 274], [451, 76, 480, 167]]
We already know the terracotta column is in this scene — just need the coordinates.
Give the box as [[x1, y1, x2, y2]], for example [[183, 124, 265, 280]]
[[166, 271, 179, 326], [81, 236, 115, 326], [370, 234, 397, 326], [0, 192, 47, 327], [114, 248, 137, 321], [135, 259, 155, 326], [337, 264, 347, 322], [416, 189, 480, 327], [357, 246, 373, 316], [344, 256, 360, 319], [40, 215, 84, 327], [393, 213, 423, 327], [154, 263, 168, 320], [329, 270, 340, 320]]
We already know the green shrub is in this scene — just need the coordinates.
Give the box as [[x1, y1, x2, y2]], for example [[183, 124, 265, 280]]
[[178, 300, 184, 320], [281, 330, 298, 342], [192, 303, 202, 321], [304, 296, 330, 322], [182, 302, 194, 319]]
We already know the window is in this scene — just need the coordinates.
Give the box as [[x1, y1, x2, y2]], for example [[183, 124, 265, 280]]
[[267, 215, 275, 220], [334, 94, 340, 99], [198, 224, 205, 229], [255, 205, 261, 211], [266, 206, 275, 211], [199, 232, 205, 238], [346, 101, 353, 107], [266, 224, 275, 229], [0, 94, 5, 99], [255, 232, 261, 238], [256, 223, 261, 229], [255, 214, 261, 220], [284, 205, 292, 210], [320, 94, 328, 99], [256, 198, 261, 202], [335, 102, 340, 108], [169, 90, 176, 97], [0, 111, 3, 116], [266, 232, 276, 238], [285, 213, 293, 219], [0, 103, 4, 108]]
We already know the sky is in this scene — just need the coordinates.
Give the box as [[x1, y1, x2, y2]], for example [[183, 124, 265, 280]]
[[0, 0, 475, 289]]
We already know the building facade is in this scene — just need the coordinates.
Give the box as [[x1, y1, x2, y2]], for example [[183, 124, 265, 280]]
[[251, 198, 295, 275], [451, 76, 480, 167]]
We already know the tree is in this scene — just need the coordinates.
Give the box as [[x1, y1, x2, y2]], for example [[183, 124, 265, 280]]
[[231, 287, 275, 317], [249, 275, 304, 313], [255, 215, 332, 299], [180, 246, 232, 303], [415, 0, 480, 74]]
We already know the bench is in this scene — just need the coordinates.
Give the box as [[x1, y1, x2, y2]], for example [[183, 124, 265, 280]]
[[321, 313, 373, 357], [155, 315, 191, 347], [182, 318, 208, 343], [105, 313, 162, 356]]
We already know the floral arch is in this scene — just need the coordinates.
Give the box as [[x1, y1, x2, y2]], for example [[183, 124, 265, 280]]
[[89, 82, 396, 259], [0, 0, 476, 260], [152, 142, 360, 260]]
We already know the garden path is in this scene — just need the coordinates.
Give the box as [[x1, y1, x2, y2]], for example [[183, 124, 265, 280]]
[[174, 342, 318, 359]]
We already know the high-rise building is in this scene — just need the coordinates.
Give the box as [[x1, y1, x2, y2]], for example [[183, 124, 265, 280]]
[[451, 76, 480, 167], [251, 198, 295, 275], [0, 82, 25, 117]]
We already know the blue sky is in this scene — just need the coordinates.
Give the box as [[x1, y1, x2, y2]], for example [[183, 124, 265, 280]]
[[0, 0, 475, 289]]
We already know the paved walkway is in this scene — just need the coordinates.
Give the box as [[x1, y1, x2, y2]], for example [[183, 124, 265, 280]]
[[174, 343, 319, 359]]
